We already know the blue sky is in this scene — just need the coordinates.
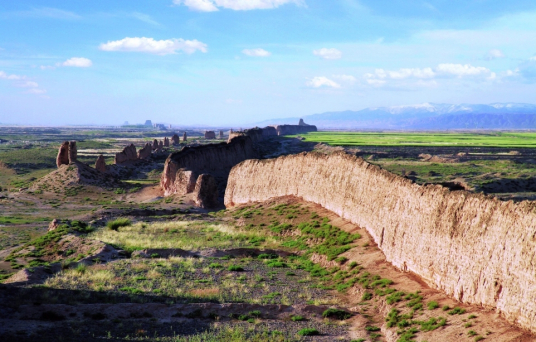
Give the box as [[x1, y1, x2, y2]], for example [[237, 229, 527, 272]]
[[1, 0, 536, 126]]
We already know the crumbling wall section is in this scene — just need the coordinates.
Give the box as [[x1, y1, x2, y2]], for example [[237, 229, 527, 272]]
[[160, 136, 257, 196], [224, 151, 536, 333]]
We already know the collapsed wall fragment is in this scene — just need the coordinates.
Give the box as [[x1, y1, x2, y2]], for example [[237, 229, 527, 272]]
[[56, 141, 77, 167], [160, 136, 258, 207], [95, 155, 106, 172], [114, 144, 137, 164]]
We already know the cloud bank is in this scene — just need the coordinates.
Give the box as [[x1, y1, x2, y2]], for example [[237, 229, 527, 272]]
[[313, 48, 342, 60], [173, 0, 304, 12], [62, 57, 93, 67], [242, 48, 271, 57], [306, 76, 340, 88], [1, 71, 46, 95], [99, 37, 208, 55], [364, 63, 496, 87]]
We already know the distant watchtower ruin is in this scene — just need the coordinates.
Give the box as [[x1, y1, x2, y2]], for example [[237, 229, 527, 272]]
[[204, 131, 216, 139]]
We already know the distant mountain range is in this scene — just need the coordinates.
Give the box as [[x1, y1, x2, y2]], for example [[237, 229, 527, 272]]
[[256, 103, 536, 129]]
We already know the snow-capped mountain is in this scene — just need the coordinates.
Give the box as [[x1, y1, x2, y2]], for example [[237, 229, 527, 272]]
[[256, 103, 536, 129]]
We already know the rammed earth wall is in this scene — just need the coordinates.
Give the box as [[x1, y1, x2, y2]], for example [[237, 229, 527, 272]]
[[160, 136, 257, 196], [224, 151, 536, 332]]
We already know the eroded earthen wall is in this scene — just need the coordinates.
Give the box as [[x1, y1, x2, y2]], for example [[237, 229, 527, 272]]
[[160, 136, 257, 196], [224, 151, 536, 333]]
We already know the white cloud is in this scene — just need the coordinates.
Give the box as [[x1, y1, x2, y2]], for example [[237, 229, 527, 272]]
[[435, 63, 491, 77], [365, 67, 435, 80], [313, 48, 342, 60], [173, 0, 304, 12], [366, 79, 386, 87], [333, 74, 356, 84], [365, 64, 494, 82], [225, 98, 243, 104], [0, 71, 22, 80], [1, 71, 46, 95], [62, 57, 92, 67], [8, 7, 81, 20], [530, 56, 536, 61], [174, 0, 219, 11], [99, 37, 208, 55], [486, 49, 505, 60], [27, 88, 47, 94], [18, 81, 39, 88], [504, 69, 519, 77], [306, 76, 340, 88], [130, 12, 161, 26], [363, 63, 497, 88], [242, 48, 271, 57]]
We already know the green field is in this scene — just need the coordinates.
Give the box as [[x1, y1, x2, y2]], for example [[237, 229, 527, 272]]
[[292, 132, 536, 147]]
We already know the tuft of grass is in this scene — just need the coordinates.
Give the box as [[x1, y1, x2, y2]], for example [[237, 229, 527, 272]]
[[448, 307, 466, 315], [427, 301, 439, 310], [227, 265, 244, 272], [290, 315, 305, 321], [106, 218, 131, 231], [322, 308, 351, 320], [361, 292, 373, 301], [266, 260, 287, 268], [297, 328, 319, 336]]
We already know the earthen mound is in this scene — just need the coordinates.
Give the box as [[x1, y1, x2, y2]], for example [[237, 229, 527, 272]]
[[31, 161, 122, 192], [4, 233, 123, 286], [419, 153, 459, 163]]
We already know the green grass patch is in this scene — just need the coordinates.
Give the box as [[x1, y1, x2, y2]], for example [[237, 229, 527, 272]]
[[291, 131, 536, 148], [106, 218, 131, 231]]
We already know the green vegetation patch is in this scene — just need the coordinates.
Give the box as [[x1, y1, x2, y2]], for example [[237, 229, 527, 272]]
[[292, 131, 536, 148]]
